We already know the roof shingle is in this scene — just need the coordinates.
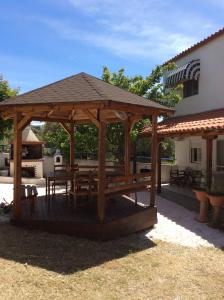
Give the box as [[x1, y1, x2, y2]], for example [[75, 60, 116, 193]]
[[0, 72, 172, 112]]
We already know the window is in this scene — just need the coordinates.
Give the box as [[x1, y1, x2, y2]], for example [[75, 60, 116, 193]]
[[191, 147, 201, 163], [217, 140, 224, 171], [183, 79, 199, 98]]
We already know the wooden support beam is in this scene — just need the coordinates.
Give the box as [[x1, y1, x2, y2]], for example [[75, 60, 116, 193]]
[[60, 122, 72, 136], [97, 110, 106, 222], [33, 115, 122, 124], [150, 114, 157, 207], [157, 139, 162, 194], [203, 135, 217, 190], [107, 101, 172, 116], [1, 112, 12, 120], [206, 137, 213, 190], [18, 114, 33, 131], [34, 116, 75, 123], [70, 123, 75, 166], [124, 120, 131, 177], [13, 113, 23, 219], [69, 109, 76, 121], [47, 110, 55, 117], [7, 101, 105, 113], [82, 109, 100, 128], [69, 123, 75, 194], [129, 115, 141, 133]]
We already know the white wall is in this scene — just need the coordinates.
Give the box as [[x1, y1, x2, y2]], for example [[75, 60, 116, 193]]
[[136, 162, 171, 183], [43, 156, 54, 175], [172, 35, 224, 116], [175, 135, 224, 172], [0, 153, 9, 169]]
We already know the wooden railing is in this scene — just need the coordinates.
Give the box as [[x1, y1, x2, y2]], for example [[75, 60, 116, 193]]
[[105, 172, 152, 195], [77, 164, 124, 171], [68, 164, 152, 197]]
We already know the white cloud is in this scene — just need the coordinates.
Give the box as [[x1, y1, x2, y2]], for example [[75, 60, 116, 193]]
[[38, 16, 197, 61], [32, 0, 218, 62]]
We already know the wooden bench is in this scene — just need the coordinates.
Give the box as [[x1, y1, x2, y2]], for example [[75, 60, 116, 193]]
[[105, 172, 152, 205]]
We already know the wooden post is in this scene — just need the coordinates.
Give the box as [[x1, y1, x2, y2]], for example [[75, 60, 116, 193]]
[[157, 139, 162, 194], [204, 135, 216, 191], [97, 110, 106, 221], [70, 123, 75, 193], [13, 113, 23, 219], [124, 120, 131, 177], [150, 114, 157, 207]]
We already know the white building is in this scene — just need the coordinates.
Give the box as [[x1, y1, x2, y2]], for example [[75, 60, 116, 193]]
[[142, 28, 224, 187], [164, 28, 224, 173], [164, 28, 224, 174]]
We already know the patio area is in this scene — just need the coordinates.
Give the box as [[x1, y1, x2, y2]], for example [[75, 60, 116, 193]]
[[161, 184, 199, 211]]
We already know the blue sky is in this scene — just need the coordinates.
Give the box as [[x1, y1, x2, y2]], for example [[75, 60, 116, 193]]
[[1, 0, 223, 93]]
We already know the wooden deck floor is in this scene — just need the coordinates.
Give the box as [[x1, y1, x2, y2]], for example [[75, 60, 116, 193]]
[[11, 193, 157, 239], [19, 194, 146, 222]]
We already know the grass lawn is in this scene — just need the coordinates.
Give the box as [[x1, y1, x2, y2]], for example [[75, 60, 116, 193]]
[[0, 223, 223, 300]]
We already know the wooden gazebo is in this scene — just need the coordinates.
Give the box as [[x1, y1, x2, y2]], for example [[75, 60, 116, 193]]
[[0, 72, 173, 239]]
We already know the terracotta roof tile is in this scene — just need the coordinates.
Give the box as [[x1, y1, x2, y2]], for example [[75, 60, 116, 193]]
[[141, 108, 224, 136]]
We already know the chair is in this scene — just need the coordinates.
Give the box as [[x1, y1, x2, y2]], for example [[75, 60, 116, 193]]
[[170, 166, 186, 186], [70, 171, 98, 208], [186, 168, 203, 186], [68, 164, 79, 172], [67, 163, 79, 193], [52, 165, 69, 198]]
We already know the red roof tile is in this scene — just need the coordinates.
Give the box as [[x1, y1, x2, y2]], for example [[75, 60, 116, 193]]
[[141, 108, 224, 137]]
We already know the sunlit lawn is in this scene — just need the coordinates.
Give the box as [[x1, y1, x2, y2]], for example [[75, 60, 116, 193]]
[[0, 224, 223, 300]]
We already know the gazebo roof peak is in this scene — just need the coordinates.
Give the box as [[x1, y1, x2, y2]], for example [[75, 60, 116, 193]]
[[0, 72, 173, 113]]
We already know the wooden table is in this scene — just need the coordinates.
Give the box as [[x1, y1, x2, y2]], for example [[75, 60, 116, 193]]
[[45, 170, 123, 201]]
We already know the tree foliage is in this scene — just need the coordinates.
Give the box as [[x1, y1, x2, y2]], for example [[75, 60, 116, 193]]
[[102, 64, 180, 108], [0, 76, 18, 141], [102, 65, 180, 159], [39, 122, 99, 161]]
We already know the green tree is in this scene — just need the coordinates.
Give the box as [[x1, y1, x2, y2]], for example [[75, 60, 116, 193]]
[[40, 122, 70, 158], [0, 76, 18, 141], [102, 65, 180, 163], [102, 64, 180, 108], [40, 122, 98, 161]]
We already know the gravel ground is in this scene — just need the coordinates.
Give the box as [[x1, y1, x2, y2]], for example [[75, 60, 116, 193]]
[[0, 184, 223, 249], [145, 195, 224, 249]]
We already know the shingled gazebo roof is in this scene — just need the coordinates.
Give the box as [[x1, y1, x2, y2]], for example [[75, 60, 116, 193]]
[[0, 72, 172, 111], [0, 72, 173, 125]]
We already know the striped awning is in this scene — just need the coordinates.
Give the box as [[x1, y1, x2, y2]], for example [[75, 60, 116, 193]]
[[165, 59, 200, 88]]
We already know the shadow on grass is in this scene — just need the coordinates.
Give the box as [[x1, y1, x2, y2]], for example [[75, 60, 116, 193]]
[[0, 223, 156, 274]]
